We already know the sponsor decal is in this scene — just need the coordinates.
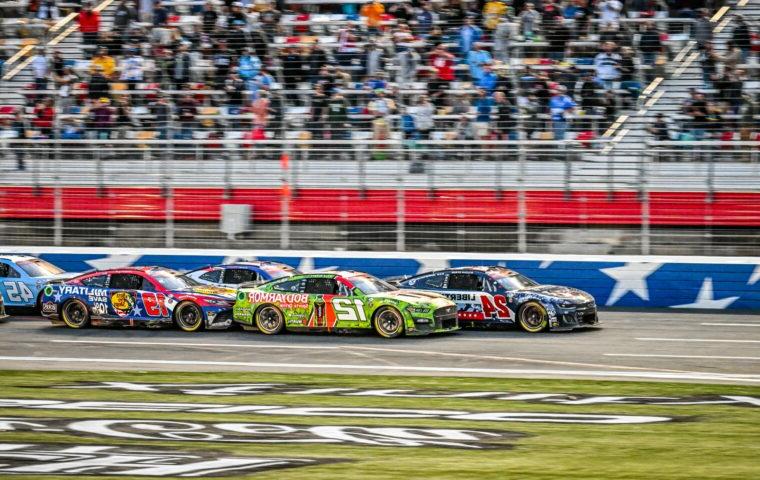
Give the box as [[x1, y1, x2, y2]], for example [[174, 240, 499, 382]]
[[91, 302, 108, 316], [247, 292, 309, 307], [0, 417, 517, 449], [0, 443, 324, 477], [56, 382, 760, 408], [43, 285, 54, 296], [41, 302, 57, 314], [110, 292, 135, 317], [0, 398, 673, 424]]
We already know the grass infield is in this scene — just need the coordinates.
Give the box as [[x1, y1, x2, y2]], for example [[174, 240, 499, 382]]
[[0, 370, 759, 479]]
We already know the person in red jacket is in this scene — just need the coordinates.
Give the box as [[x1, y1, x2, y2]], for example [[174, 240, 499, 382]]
[[32, 97, 56, 138], [78, 1, 100, 49], [428, 43, 455, 107]]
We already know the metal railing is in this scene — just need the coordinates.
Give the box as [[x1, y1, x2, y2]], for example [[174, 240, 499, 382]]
[[0, 139, 759, 255]]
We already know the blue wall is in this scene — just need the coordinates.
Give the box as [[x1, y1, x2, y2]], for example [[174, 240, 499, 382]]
[[17, 249, 760, 310]]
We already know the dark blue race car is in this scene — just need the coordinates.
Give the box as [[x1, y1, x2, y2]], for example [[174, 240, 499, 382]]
[[185, 261, 299, 288], [395, 266, 598, 332]]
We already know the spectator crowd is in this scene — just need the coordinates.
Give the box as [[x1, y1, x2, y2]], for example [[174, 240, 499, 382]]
[[1, 0, 758, 158]]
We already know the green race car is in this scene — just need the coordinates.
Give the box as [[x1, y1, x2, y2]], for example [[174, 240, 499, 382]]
[[233, 271, 459, 338]]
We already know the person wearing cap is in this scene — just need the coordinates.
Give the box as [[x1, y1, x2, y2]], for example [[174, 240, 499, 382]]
[[78, 2, 100, 48], [549, 84, 576, 140]]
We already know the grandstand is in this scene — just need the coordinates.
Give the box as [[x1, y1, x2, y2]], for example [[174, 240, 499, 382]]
[[0, 0, 758, 254]]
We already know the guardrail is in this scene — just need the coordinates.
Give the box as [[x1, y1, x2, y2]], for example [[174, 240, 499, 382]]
[[0, 246, 757, 310], [0, 140, 758, 254]]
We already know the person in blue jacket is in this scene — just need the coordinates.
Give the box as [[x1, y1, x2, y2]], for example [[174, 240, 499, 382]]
[[458, 17, 482, 56]]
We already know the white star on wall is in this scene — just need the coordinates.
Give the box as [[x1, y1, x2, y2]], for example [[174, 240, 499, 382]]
[[85, 255, 141, 271], [415, 257, 449, 275], [749, 265, 760, 285], [671, 277, 739, 309], [600, 262, 662, 306]]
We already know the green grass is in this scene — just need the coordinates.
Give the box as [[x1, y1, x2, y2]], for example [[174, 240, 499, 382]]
[[0, 370, 759, 479]]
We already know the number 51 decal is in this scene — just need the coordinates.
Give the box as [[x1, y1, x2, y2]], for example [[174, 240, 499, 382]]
[[331, 298, 367, 322]]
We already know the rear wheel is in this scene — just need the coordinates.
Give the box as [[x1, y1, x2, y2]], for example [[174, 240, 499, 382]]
[[61, 299, 90, 329], [373, 307, 404, 339], [255, 305, 285, 334], [518, 301, 549, 333], [175, 301, 205, 332]]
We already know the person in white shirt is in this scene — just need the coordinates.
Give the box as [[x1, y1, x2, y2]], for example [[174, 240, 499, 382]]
[[598, 0, 622, 29], [31, 47, 50, 100], [120, 48, 145, 104], [594, 41, 621, 89]]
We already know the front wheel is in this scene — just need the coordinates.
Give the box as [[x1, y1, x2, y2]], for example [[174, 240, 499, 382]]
[[61, 299, 90, 329], [373, 307, 405, 339], [518, 301, 549, 333], [175, 301, 205, 332], [255, 305, 285, 334]]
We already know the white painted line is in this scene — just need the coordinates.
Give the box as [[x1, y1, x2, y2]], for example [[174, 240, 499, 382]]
[[636, 337, 760, 344], [606, 353, 760, 361], [51, 339, 341, 350], [50, 339, 686, 373], [0, 356, 759, 383], [701, 323, 760, 327]]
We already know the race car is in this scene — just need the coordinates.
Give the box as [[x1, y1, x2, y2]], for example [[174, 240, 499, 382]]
[[0, 292, 7, 321], [0, 255, 76, 309], [394, 266, 598, 332], [234, 271, 459, 338], [185, 261, 298, 288], [40, 267, 236, 332]]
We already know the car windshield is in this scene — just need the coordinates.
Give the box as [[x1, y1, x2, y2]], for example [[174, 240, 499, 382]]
[[151, 270, 201, 290], [492, 272, 539, 291], [349, 274, 398, 295], [17, 259, 64, 277]]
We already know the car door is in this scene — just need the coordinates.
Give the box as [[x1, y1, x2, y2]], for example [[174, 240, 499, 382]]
[[107, 273, 146, 320], [0, 261, 33, 307], [221, 268, 259, 287], [444, 271, 489, 322], [302, 276, 352, 330], [137, 275, 172, 321], [79, 273, 110, 317]]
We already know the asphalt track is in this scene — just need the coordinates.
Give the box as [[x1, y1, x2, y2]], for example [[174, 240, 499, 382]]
[[1, 310, 759, 385]]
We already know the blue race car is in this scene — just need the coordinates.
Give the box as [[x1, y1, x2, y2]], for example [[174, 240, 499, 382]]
[[395, 266, 598, 332], [0, 255, 76, 309], [185, 261, 299, 288], [40, 266, 237, 331]]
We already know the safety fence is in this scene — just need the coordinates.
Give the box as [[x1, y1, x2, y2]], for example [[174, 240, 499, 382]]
[[1, 139, 759, 255]]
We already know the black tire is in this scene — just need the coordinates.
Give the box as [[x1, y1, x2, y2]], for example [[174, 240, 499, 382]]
[[517, 301, 549, 333], [174, 301, 205, 332], [255, 304, 285, 335], [373, 306, 405, 339], [61, 299, 90, 329]]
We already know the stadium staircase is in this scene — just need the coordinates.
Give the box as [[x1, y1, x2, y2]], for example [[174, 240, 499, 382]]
[[0, 0, 118, 108]]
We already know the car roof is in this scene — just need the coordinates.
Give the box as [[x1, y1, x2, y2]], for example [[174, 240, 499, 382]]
[[407, 265, 518, 278], [80, 266, 175, 276], [189, 261, 295, 272], [0, 254, 41, 263]]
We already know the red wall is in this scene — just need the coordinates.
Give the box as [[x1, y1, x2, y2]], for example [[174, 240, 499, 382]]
[[2, 187, 759, 226]]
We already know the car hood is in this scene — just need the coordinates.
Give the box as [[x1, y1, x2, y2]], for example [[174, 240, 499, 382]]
[[522, 285, 594, 303], [367, 289, 452, 308]]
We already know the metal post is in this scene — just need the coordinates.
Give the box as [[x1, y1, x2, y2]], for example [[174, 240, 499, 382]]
[[164, 137, 174, 248], [706, 148, 714, 203], [280, 146, 291, 250], [53, 185, 63, 246], [396, 149, 405, 251], [640, 151, 650, 255], [564, 146, 571, 198], [517, 147, 527, 253]]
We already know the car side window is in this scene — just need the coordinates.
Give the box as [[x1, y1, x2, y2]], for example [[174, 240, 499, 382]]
[[0, 263, 20, 278], [415, 273, 445, 289], [199, 269, 221, 283], [223, 268, 258, 285], [447, 273, 481, 291], [272, 278, 303, 293], [81, 274, 108, 287], [109, 273, 144, 290], [304, 278, 338, 295]]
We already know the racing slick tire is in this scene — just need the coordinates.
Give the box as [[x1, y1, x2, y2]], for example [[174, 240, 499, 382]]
[[517, 301, 549, 333], [174, 301, 205, 332], [373, 306, 405, 339], [61, 299, 91, 329], [255, 304, 285, 335]]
